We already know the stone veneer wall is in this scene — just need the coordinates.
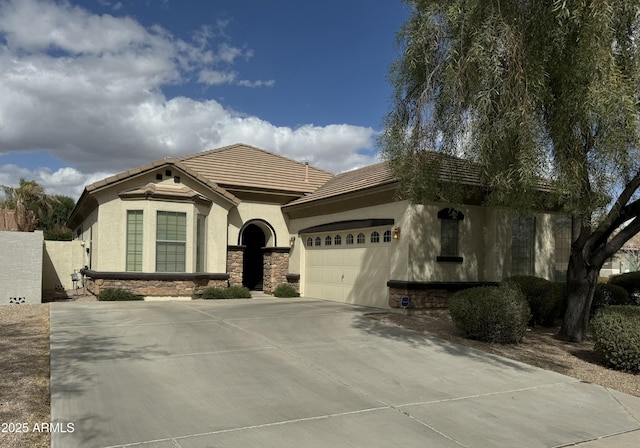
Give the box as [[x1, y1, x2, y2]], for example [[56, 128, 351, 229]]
[[83, 270, 229, 297], [227, 246, 245, 287], [387, 281, 500, 310], [388, 287, 453, 309], [285, 274, 300, 292], [262, 248, 290, 294]]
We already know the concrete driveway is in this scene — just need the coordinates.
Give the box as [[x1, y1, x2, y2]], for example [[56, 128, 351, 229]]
[[50, 297, 640, 448]]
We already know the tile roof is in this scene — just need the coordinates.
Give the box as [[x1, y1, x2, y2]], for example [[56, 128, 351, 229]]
[[284, 153, 486, 208], [177, 143, 334, 193], [284, 162, 396, 207]]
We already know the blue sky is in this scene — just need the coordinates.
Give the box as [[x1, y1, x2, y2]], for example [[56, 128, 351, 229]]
[[0, 0, 410, 198]]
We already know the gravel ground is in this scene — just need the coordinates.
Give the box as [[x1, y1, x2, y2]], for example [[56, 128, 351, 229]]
[[369, 310, 640, 398]]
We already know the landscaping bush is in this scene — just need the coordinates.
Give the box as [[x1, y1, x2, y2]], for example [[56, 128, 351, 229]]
[[449, 285, 531, 344], [201, 287, 227, 299], [591, 284, 630, 317], [608, 272, 640, 305], [201, 285, 251, 299], [503, 276, 562, 326], [273, 283, 300, 297], [225, 285, 252, 298], [97, 288, 143, 301], [591, 306, 640, 373]]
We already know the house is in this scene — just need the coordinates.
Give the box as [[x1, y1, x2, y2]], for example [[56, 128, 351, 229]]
[[67, 143, 569, 309], [600, 233, 640, 277]]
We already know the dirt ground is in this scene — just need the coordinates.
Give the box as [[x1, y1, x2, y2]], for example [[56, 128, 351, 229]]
[[368, 310, 639, 398], [0, 304, 50, 448], [0, 295, 638, 448]]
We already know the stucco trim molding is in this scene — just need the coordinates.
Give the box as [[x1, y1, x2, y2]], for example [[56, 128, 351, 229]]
[[299, 219, 394, 234], [82, 269, 229, 281]]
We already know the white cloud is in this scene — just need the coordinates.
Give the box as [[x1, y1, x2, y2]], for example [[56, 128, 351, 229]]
[[0, 164, 113, 198], [0, 0, 378, 199]]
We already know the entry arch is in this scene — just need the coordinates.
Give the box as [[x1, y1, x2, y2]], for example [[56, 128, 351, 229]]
[[239, 219, 277, 291]]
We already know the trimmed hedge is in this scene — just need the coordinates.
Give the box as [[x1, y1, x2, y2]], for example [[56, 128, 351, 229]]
[[97, 288, 143, 301], [449, 285, 531, 344], [591, 306, 640, 373], [503, 276, 562, 326], [202, 285, 252, 299], [608, 272, 640, 305], [591, 284, 630, 317], [273, 283, 300, 297]]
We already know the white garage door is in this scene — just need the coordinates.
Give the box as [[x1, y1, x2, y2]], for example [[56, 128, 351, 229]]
[[303, 230, 391, 308]]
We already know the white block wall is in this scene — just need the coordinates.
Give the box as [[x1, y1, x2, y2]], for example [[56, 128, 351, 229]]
[[0, 230, 43, 305]]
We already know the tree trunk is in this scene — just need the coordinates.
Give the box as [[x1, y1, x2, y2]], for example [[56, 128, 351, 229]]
[[558, 249, 599, 342]]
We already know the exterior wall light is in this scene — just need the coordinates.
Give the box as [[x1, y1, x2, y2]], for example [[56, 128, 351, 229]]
[[289, 236, 296, 247], [393, 227, 401, 240]]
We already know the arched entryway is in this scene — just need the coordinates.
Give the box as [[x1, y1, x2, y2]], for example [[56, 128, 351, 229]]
[[241, 224, 266, 290]]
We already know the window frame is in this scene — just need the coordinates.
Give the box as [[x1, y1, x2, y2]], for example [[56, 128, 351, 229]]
[[126, 210, 143, 272], [437, 208, 464, 263], [156, 211, 187, 273], [511, 215, 536, 276]]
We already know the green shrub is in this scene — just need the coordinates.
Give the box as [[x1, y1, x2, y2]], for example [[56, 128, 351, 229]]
[[273, 283, 300, 297], [449, 285, 531, 344], [201, 285, 252, 299], [591, 306, 640, 373], [591, 284, 630, 317], [609, 272, 640, 305], [503, 276, 561, 326], [201, 287, 227, 299], [225, 285, 252, 298], [97, 288, 143, 301]]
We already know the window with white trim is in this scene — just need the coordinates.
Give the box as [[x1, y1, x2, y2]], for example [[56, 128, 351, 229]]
[[346, 234, 354, 245], [357, 233, 365, 244], [371, 231, 380, 243]]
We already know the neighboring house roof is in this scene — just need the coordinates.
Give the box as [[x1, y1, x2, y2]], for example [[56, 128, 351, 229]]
[[177, 143, 334, 194], [622, 232, 640, 251]]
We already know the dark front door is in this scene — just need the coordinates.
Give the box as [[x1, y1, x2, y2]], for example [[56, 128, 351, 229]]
[[242, 224, 265, 290]]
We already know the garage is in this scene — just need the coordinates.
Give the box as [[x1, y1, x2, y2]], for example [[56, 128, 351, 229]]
[[301, 221, 394, 308]]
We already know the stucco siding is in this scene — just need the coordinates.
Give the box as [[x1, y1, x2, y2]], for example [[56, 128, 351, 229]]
[[0, 230, 43, 305], [89, 172, 232, 273], [43, 241, 86, 290], [229, 201, 290, 247]]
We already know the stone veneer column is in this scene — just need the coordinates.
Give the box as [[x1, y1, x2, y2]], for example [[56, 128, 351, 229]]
[[226, 246, 245, 287], [262, 247, 290, 294]]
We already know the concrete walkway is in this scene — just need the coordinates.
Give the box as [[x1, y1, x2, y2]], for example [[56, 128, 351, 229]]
[[50, 298, 640, 447]]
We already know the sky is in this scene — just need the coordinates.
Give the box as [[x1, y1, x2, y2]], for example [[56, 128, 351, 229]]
[[0, 0, 411, 199]]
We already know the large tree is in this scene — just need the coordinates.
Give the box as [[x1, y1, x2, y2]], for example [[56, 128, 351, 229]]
[[381, 0, 640, 342], [1, 178, 64, 235]]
